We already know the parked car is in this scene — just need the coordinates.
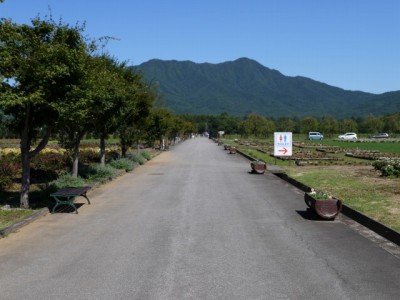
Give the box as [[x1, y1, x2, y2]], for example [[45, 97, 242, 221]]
[[369, 132, 389, 139], [308, 132, 324, 140], [338, 132, 357, 140]]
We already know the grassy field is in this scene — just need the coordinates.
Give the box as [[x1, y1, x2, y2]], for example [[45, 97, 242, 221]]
[[285, 166, 400, 232]]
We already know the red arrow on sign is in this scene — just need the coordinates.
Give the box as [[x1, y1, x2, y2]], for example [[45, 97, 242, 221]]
[[278, 148, 288, 154]]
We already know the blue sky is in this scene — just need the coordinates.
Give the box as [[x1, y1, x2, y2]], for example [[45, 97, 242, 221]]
[[1, 0, 399, 94]]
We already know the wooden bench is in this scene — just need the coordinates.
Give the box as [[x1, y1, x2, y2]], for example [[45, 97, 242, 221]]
[[50, 186, 91, 214]]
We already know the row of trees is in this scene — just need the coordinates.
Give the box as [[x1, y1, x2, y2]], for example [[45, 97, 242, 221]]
[[0, 16, 194, 208], [183, 112, 400, 138]]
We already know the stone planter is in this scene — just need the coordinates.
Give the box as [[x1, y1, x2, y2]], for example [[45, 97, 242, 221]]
[[304, 193, 343, 220], [250, 160, 266, 174], [229, 147, 237, 154], [224, 144, 231, 150]]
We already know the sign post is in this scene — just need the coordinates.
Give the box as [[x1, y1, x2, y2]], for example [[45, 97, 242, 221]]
[[274, 132, 293, 158]]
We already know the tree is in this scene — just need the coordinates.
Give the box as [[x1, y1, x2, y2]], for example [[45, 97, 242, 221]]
[[90, 58, 156, 161], [340, 119, 358, 133], [258, 118, 276, 138], [146, 108, 173, 149], [116, 69, 155, 157], [276, 117, 296, 132], [169, 115, 185, 143], [0, 17, 89, 208], [383, 113, 400, 133], [362, 114, 383, 134], [0, 110, 13, 138], [320, 115, 339, 138], [242, 113, 270, 137], [300, 117, 319, 135], [56, 54, 97, 177]]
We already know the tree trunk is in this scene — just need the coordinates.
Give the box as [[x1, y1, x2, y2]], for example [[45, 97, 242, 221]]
[[121, 137, 127, 158], [100, 133, 106, 166], [71, 133, 83, 177], [18, 104, 53, 208], [160, 137, 164, 150], [20, 104, 32, 209], [20, 141, 31, 209]]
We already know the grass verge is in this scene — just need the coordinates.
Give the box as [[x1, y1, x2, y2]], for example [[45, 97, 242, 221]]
[[285, 166, 400, 232], [0, 209, 34, 231]]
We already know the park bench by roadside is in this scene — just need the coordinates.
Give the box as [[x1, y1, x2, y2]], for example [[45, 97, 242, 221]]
[[50, 186, 91, 214]]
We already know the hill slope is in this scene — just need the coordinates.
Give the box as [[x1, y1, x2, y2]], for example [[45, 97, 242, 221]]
[[134, 58, 400, 118]]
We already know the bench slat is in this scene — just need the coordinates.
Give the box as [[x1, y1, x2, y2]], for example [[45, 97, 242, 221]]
[[50, 186, 91, 197]]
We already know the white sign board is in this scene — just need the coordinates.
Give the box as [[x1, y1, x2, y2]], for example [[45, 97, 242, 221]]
[[274, 132, 292, 156]]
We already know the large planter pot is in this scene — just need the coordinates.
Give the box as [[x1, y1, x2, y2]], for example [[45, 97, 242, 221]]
[[304, 193, 343, 220], [224, 144, 231, 150], [229, 147, 237, 154], [250, 161, 266, 174]]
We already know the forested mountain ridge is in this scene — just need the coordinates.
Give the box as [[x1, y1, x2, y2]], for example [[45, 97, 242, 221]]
[[134, 58, 400, 118]]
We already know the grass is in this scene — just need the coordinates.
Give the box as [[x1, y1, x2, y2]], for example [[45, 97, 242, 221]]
[[0, 209, 34, 231], [285, 166, 400, 232], [314, 140, 400, 153]]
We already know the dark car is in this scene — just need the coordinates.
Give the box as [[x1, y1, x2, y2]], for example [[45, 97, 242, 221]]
[[369, 133, 389, 139]]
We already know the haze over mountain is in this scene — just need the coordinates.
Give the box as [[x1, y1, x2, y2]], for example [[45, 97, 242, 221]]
[[134, 58, 400, 118]]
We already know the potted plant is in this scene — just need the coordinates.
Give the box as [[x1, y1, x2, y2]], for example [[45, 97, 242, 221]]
[[304, 189, 342, 220], [250, 160, 266, 174]]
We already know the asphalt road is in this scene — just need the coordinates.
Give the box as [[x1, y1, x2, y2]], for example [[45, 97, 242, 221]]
[[0, 137, 399, 300]]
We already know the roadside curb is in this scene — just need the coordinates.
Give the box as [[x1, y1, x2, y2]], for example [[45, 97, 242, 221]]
[[0, 207, 49, 238], [236, 149, 400, 247]]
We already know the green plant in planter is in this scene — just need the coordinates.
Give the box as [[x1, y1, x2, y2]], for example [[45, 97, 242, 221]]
[[308, 189, 333, 200]]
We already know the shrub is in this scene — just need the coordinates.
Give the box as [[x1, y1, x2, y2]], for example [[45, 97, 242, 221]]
[[373, 159, 400, 177], [106, 150, 120, 162], [80, 163, 117, 183], [47, 174, 86, 193], [109, 158, 135, 172], [0, 152, 20, 164], [140, 151, 151, 160], [79, 150, 100, 164], [31, 152, 67, 172], [127, 154, 146, 165], [30, 152, 68, 181], [0, 160, 19, 190]]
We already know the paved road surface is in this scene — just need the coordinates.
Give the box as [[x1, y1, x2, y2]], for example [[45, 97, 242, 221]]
[[0, 137, 399, 299]]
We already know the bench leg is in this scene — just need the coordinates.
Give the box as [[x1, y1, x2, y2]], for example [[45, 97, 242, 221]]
[[81, 193, 91, 205], [51, 196, 78, 214]]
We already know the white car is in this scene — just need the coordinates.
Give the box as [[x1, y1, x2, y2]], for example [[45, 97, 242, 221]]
[[338, 132, 357, 140]]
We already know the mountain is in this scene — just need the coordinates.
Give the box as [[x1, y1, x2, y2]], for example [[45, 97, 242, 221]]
[[134, 57, 400, 118]]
